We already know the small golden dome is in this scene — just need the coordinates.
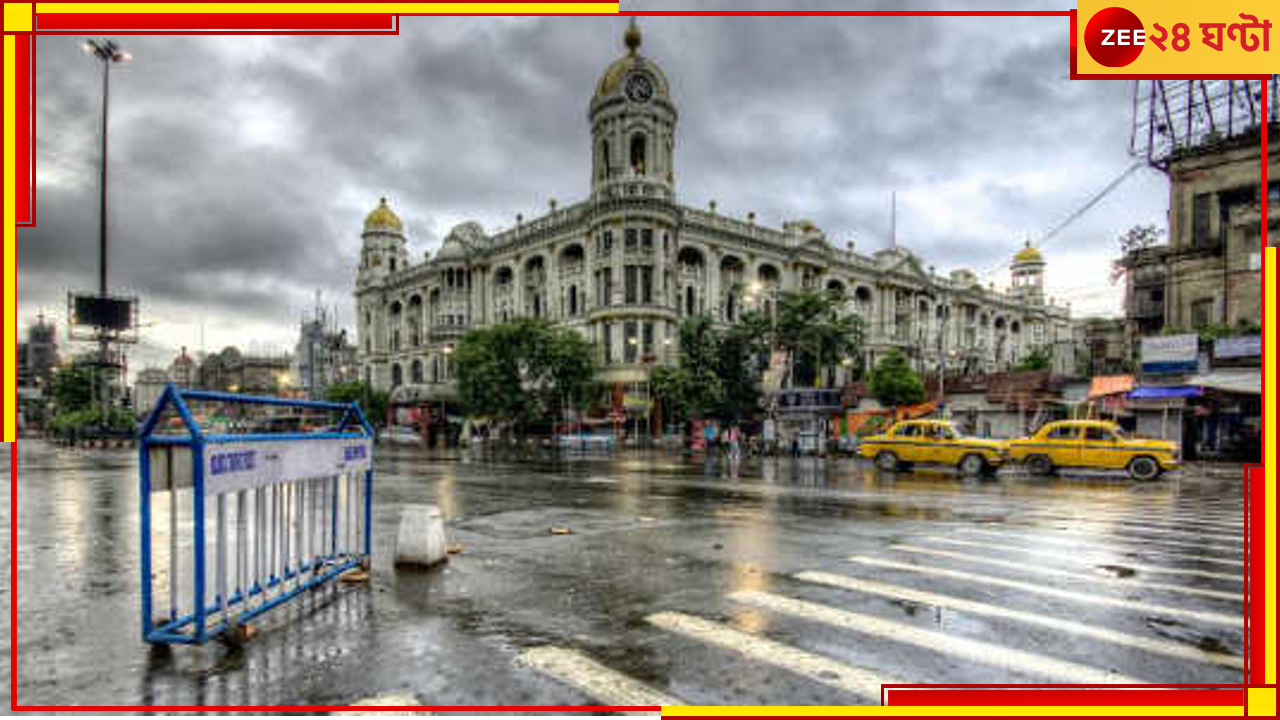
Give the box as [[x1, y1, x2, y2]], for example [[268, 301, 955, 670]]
[[363, 197, 403, 233], [1013, 241, 1043, 264]]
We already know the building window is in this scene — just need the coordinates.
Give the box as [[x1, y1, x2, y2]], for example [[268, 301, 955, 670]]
[[641, 266, 653, 304], [391, 364, 403, 388], [1191, 297, 1214, 328], [411, 359, 423, 384], [643, 322, 654, 357], [597, 268, 613, 306], [685, 286, 696, 316], [568, 285, 578, 316], [630, 133, 646, 173], [603, 323, 613, 363], [641, 228, 653, 252], [1192, 193, 1212, 246], [625, 265, 638, 303], [625, 228, 638, 252], [624, 322, 638, 362], [603, 231, 613, 253]]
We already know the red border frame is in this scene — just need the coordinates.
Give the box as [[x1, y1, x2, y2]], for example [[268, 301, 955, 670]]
[[6, 5, 1269, 713]]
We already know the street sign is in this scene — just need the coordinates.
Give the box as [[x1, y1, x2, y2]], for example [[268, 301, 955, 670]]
[[1141, 334, 1198, 374]]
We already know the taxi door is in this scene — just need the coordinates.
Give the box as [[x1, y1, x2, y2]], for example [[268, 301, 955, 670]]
[[928, 424, 961, 465], [1082, 425, 1123, 469], [1040, 424, 1083, 468], [893, 423, 924, 463]]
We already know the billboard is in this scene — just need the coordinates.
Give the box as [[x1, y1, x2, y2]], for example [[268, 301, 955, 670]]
[[67, 292, 139, 342], [1214, 334, 1262, 360], [1140, 333, 1199, 374]]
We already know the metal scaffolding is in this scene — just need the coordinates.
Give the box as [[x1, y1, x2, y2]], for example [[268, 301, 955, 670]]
[[1130, 77, 1279, 169]]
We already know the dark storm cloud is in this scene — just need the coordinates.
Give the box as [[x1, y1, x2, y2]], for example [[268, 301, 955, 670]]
[[17, 11, 1163, 360]]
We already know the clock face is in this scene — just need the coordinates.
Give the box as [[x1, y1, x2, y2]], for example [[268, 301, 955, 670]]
[[624, 73, 654, 103]]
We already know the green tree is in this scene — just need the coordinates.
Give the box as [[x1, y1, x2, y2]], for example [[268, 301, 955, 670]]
[[775, 290, 865, 387], [652, 315, 725, 425], [324, 380, 389, 428], [455, 319, 597, 434], [50, 365, 93, 413], [869, 349, 925, 408], [1013, 345, 1053, 372]]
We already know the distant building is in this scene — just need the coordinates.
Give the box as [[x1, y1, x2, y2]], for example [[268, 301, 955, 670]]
[[133, 367, 170, 415], [1080, 317, 1130, 377], [198, 346, 292, 395], [16, 314, 59, 391], [169, 346, 198, 387], [293, 303, 358, 399]]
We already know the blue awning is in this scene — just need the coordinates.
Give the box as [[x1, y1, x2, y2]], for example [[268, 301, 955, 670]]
[[1128, 386, 1203, 399]]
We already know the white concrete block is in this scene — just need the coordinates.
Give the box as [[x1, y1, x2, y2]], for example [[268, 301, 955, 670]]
[[395, 504, 448, 568]]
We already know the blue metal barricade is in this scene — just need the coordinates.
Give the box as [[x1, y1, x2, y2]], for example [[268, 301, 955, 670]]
[[138, 384, 374, 645]]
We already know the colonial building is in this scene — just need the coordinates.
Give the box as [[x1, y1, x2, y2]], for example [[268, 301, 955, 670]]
[[1119, 125, 1273, 343], [355, 21, 1074, 405]]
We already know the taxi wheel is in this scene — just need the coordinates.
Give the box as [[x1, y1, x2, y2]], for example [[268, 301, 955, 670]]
[[875, 451, 900, 471], [1025, 454, 1054, 476], [1127, 456, 1161, 481], [958, 453, 986, 477]]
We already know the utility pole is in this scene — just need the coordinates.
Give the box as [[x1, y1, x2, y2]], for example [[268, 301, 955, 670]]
[[937, 311, 948, 412], [84, 39, 130, 425]]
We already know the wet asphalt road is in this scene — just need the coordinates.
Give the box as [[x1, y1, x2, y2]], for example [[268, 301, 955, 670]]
[[3, 440, 1248, 710]]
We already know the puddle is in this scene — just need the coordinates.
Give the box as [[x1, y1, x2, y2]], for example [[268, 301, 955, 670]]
[[1095, 564, 1138, 578]]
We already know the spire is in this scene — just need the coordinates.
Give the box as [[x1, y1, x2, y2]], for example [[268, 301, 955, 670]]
[[625, 17, 642, 55]]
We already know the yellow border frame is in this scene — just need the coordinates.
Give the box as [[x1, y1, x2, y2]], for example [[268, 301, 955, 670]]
[[2, 4, 1273, 716]]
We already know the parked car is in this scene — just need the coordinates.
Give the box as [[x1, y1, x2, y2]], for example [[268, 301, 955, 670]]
[[858, 419, 1006, 476], [379, 425, 423, 445], [1006, 420, 1178, 481]]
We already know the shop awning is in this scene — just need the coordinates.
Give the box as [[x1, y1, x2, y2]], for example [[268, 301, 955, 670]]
[[1128, 386, 1203, 399], [1186, 368, 1262, 395], [1088, 374, 1134, 399]]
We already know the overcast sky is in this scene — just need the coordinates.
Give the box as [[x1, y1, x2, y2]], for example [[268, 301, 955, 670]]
[[17, 8, 1169, 372]]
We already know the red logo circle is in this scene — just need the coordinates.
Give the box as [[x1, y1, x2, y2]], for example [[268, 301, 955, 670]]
[[1084, 7, 1145, 67]]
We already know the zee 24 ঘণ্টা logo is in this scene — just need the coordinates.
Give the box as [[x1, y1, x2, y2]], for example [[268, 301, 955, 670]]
[[1084, 6, 1271, 67]]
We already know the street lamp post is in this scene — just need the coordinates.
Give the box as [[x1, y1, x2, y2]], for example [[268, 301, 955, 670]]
[[83, 39, 130, 425]]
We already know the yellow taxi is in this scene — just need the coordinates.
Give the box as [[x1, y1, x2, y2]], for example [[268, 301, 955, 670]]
[[1006, 420, 1179, 480], [859, 420, 1006, 476]]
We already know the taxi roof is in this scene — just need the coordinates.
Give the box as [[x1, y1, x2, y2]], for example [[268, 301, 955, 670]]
[[1041, 419, 1120, 429]]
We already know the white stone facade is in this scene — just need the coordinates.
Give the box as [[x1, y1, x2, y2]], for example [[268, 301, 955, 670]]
[[354, 22, 1073, 400]]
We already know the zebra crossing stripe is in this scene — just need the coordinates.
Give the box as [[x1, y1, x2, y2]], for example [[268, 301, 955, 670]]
[[731, 590, 1145, 685], [920, 535, 1243, 582], [646, 611, 896, 701], [847, 555, 1241, 626], [1019, 518, 1243, 544], [1022, 510, 1243, 531], [890, 544, 1243, 602], [959, 527, 1243, 560], [518, 646, 678, 711], [794, 571, 1242, 670]]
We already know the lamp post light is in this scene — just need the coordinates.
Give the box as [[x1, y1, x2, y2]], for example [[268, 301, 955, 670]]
[[83, 38, 129, 425]]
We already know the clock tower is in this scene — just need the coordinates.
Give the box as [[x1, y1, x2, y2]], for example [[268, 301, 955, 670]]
[[588, 19, 677, 199]]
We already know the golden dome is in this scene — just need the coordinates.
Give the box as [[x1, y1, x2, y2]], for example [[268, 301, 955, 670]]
[[363, 197, 403, 233], [1013, 241, 1043, 264], [593, 21, 670, 101]]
